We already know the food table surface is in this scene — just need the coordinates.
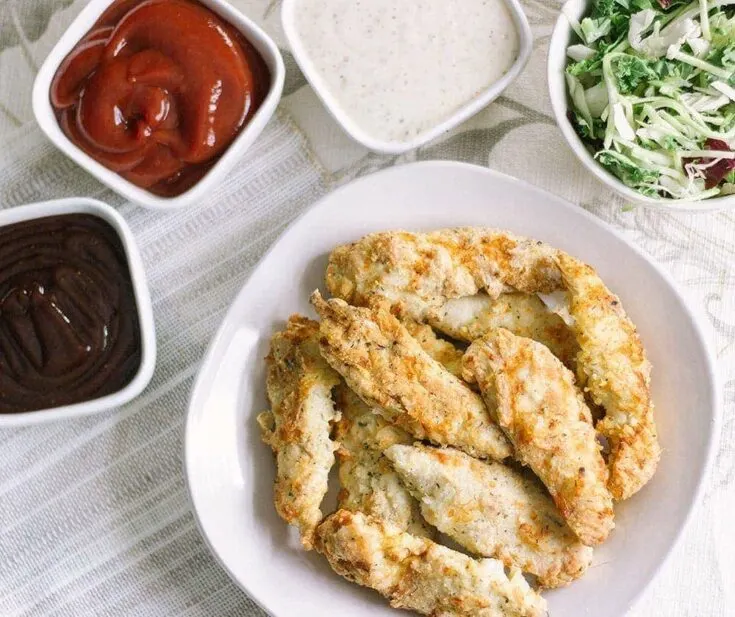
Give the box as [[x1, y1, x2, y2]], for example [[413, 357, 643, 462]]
[[0, 1, 733, 616]]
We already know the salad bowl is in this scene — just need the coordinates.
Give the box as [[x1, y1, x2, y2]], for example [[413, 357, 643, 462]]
[[548, 0, 735, 211]]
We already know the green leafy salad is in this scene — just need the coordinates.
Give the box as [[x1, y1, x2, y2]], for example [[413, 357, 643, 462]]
[[564, 0, 735, 201]]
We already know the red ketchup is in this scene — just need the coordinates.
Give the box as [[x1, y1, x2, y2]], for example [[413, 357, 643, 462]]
[[50, 0, 270, 197]]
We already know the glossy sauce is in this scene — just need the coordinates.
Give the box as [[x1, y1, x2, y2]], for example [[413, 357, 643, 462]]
[[0, 214, 141, 414], [51, 0, 270, 197], [293, 0, 520, 143]]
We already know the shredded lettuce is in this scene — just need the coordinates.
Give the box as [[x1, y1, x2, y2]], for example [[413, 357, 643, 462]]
[[581, 17, 613, 43], [597, 150, 661, 195], [586, 81, 611, 115], [567, 44, 598, 61], [564, 0, 735, 202], [710, 12, 735, 48], [613, 55, 658, 92], [628, 9, 658, 50], [567, 73, 598, 138], [567, 54, 605, 78]]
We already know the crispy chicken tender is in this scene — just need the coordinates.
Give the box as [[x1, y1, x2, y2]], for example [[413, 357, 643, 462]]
[[257, 315, 340, 549], [428, 293, 579, 370], [463, 329, 614, 546], [311, 292, 512, 461], [315, 510, 547, 617], [385, 444, 592, 588], [334, 384, 433, 537], [401, 318, 465, 379], [557, 254, 660, 501], [326, 228, 562, 321]]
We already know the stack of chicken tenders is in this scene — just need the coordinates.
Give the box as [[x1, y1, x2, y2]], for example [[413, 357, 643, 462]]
[[257, 228, 660, 617]]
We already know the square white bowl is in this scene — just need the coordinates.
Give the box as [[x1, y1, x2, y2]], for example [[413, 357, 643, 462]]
[[547, 0, 735, 211], [0, 198, 156, 427], [32, 0, 285, 211], [282, 0, 533, 154]]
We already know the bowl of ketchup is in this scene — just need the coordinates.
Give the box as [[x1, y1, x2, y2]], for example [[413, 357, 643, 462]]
[[32, 0, 285, 209]]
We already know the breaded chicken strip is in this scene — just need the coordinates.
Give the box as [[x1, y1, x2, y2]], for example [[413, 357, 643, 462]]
[[316, 510, 547, 617], [257, 315, 340, 549], [463, 329, 614, 546], [311, 292, 512, 461], [428, 293, 578, 370], [326, 228, 562, 321], [334, 384, 433, 537], [557, 254, 660, 501], [401, 318, 465, 379], [385, 444, 592, 588]]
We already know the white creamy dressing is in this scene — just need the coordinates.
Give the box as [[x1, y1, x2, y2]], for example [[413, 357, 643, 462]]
[[293, 0, 520, 144]]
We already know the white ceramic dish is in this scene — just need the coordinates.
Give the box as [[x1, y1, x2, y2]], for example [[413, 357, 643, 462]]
[[32, 0, 285, 211], [282, 0, 532, 154], [548, 0, 735, 211], [0, 198, 156, 427], [185, 161, 718, 617]]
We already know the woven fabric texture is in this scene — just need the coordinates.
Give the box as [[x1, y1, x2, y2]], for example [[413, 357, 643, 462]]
[[0, 1, 733, 616]]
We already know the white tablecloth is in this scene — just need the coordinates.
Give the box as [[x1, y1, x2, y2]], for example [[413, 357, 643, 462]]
[[0, 1, 733, 615]]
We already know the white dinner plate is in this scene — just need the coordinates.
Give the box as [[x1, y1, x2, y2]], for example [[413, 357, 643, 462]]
[[184, 161, 719, 617]]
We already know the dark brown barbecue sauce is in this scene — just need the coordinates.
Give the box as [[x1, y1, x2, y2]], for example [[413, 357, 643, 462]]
[[0, 214, 142, 414]]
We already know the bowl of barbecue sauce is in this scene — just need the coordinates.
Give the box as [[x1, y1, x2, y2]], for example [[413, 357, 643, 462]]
[[0, 198, 155, 426], [32, 0, 284, 209]]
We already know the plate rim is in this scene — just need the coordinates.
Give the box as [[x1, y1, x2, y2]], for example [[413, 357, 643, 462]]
[[183, 160, 721, 617]]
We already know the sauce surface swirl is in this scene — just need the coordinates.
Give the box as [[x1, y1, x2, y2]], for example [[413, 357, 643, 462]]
[[0, 214, 142, 414], [51, 0, 270, 197]]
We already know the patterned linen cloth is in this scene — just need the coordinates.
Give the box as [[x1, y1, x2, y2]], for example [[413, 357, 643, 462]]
[[0, 1, 733, 616]]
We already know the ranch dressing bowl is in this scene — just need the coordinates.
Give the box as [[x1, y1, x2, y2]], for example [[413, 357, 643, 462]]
[[283, 0, 532, 154]]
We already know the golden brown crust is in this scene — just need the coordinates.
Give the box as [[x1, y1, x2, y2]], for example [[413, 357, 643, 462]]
[[311, 291, 512, 461], [258, 315, 340, 549], [326, 228, 562, 321], [334, 384, 433, 537], [463, 328, 615, 546], [557, 254, 660, 501], [385, 444, 593, 588], [428, 293, 579, 370], [315, 510, 548, 617], [401, 318, 465, 379]]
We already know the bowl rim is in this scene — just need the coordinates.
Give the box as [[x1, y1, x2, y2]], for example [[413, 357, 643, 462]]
[[31, 0, 285, 211], [547, 0, 735, 212], [0, 197, 157, 427], [281, 0, 534, 154]]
